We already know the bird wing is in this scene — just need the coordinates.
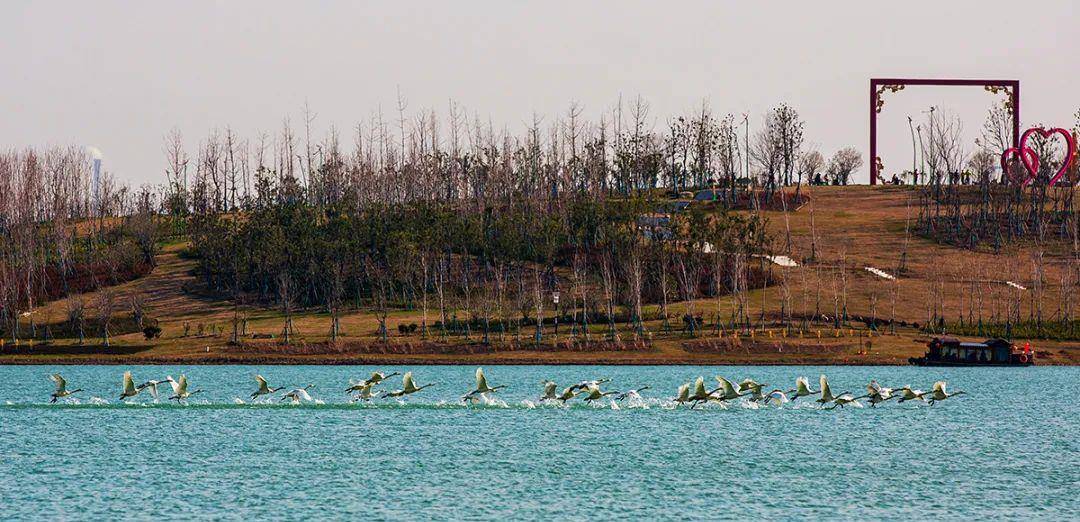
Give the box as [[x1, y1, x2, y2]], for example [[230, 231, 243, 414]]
[[476, 368, 487, 390], [123, 371, 136, 394], [298, 388, 313, 401], [694, 377, 707, 396], [716, 376, 736, 396], [544, 382, 556, 396], [168, 376, 181, 395], [402, 372, 416, 392], [677, 383, 690, 401], [933, 381, 945, 394], [796, 376, 809, 395], [820, 375, 831, 398], [255, 375, 268, 392], [50, 374, 66, 393], [178, 375, 189, 395]]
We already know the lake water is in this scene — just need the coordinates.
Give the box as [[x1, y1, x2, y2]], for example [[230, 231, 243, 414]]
[[0, 365, 1075, 520]]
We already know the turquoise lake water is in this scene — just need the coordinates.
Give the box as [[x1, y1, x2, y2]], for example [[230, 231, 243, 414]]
[[0, 365, 1076, 520]]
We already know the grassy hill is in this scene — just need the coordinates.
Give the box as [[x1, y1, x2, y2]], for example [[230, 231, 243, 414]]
[[4, 185, 1078, 365]]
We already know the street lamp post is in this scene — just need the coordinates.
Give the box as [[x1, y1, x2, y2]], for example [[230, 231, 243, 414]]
[[553, 291, 560, 339]]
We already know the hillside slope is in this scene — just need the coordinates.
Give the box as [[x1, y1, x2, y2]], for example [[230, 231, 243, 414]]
[[5, 186, 1078, 364]]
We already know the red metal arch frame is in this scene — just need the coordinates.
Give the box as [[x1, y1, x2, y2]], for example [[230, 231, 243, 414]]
[[869, 78, 1020, 185]]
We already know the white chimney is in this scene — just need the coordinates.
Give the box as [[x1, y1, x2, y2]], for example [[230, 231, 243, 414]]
[[87, 146, 103, 214]]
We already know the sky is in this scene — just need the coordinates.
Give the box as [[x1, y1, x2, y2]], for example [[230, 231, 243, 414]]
[[2, 1, 1077, 185]]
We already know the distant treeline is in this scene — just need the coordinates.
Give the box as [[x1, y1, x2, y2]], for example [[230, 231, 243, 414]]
[[170, 100, 829, 342], [190, 185, 769, 342], [0, 147, 159, 343]]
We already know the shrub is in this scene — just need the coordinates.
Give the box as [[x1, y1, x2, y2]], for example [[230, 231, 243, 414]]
[[143, 325, 163, 340]]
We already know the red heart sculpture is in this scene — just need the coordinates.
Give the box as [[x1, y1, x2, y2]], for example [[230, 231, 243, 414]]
[[1019, 127, 1077, 186], [1001, 146, 1040, 185]]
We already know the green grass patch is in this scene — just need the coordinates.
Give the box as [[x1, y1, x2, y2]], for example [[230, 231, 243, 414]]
[[941, 319, 1080, 341]]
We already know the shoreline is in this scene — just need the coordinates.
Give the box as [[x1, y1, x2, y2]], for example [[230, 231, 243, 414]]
[[4, 328, 1075, 366], [1, 351, 1074, 366]]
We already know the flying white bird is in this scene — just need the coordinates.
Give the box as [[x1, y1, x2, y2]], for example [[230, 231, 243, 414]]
[[136, 378, 170, 400], [167, 375, 203, 402], [927, 381, 966, 405], [539, 380, 558, 401], [49, 374, 82, 403], [555, 385, 581, 403], [360, 371, 400, 387], [787, 376, 817, 402], [673, 383, 691, 406], [895, 385, 927, 403], [827, 392, 862, 409], [349, 382, 377, 402], [858, 380, 896, 407], [345, 375, 382, 395], [569, 378, 611, 393], [381, 372, 435, 399], [615, 386, 650, 401], [687, 377, 716, 408], [462, 367, 507, 402], [738, 379, 768, 401], [344, 371, 396, 398], [581, 384, 618, 403], [762, 389, 789, 406], [251, 375, 283, 400], [816, 375, 844, 406], [119, 371, 148, 400], [282, 385, 315, 404], [712, 376, 749, 403]]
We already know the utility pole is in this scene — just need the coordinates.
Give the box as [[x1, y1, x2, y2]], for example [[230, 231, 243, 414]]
[[742, 113, 750, 182], [907, 115, 917, 182]]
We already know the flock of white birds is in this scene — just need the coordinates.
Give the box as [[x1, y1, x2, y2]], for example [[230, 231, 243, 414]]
[[45, 369, 967, 408], [671, 375, 965, 409]]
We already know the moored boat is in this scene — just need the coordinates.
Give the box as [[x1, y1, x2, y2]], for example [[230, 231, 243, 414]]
[[909, 336, 1034, 367]]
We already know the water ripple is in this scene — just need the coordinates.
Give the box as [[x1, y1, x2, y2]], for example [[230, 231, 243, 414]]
[[0, 364, 1075, 519]]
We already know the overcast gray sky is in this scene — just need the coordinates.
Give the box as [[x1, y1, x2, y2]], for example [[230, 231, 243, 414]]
[[2, 1, 1077, 185]]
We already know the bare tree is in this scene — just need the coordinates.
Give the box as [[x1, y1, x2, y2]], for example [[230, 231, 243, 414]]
[[980, 105, 1013, 158], [968, 149, 997, 185], [798, 150, 825, 186], [97, 289, 116, 347], [277, 272, 295, 344], [827, 147, 864, 185], [129, 291, 147, 330], [67, 296, 86, 346]]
